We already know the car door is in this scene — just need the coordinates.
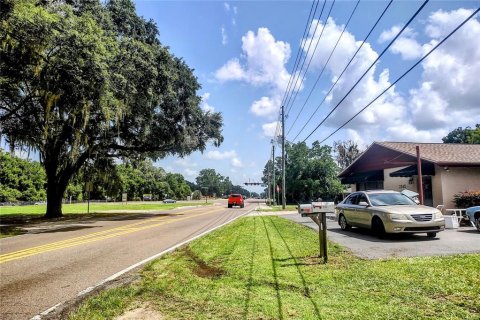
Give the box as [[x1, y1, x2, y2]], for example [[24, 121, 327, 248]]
[[342, 193, 359, 226], [355, 193, 372, 227]]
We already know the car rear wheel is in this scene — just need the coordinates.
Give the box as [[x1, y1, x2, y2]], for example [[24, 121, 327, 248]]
[[474, 216, 480, 232], [240, 204, 244, 208], [339, 214, 351, 231], [372, 217, 386, 239], [228, 204, 232, 208], [426, 232, 437, 238]]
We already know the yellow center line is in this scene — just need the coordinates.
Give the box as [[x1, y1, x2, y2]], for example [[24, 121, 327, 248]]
[[0, 206, 209, 259], [0, 207, 226, 264]]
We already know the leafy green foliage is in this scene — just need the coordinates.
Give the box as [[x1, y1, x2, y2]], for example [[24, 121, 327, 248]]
[[442, 124, 480, 144], [0, 149, 46, 202], [263, 141, 343, 203], [453, 190, 480, 208], [0, 0, 223, 217]]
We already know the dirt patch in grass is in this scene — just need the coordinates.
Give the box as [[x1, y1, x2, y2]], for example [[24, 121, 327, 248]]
[[115, 303, 163, 320], [182, 247, 225, 279]]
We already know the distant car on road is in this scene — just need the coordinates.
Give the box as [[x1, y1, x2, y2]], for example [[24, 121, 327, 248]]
[[465, 206, 480, 232], [228, 194, 244, 208], [336, 190, 445, 238], [163, 199, 176, 204]]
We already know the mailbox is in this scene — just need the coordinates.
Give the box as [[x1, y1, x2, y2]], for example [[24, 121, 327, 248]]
[[311, 202, 335, 213], [298, 204, 313, 216]]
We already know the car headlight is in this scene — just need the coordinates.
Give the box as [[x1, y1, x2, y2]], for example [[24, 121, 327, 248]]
[[434, 211, 444, 219], [389, 213, 410, 221]]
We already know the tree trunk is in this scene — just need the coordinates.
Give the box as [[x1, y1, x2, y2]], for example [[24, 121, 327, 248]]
[[45, 175, 68, 219]]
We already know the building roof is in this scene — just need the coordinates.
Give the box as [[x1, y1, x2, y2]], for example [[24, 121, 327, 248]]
[[339, 142, 480, 178], [377, 142, 480, 165]]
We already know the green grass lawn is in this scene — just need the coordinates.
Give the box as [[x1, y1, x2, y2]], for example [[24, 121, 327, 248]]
[[68, 216, 480, 320], [0, 201, 211, 216], [256, 205, 298, 212]]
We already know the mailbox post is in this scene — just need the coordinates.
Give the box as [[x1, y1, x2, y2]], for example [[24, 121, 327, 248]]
[[298, 202, 334, 264]]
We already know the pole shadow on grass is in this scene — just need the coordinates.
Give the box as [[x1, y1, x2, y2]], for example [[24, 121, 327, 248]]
[[243, 216, 256, 319], [261, 216, 284, 320], [269, 217, 322, 319]]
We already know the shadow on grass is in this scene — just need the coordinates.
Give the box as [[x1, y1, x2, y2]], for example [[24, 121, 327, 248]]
[[243, 216, 256, 319], [269, 217, 322, 319], [261, 216, 284, 320]]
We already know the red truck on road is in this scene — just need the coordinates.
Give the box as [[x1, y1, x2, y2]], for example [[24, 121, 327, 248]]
[[228, 194, 244, 208]]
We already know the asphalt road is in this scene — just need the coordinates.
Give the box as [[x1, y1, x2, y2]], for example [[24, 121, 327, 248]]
[[0, 201, 254, 320], [283, 212, 480, 259]]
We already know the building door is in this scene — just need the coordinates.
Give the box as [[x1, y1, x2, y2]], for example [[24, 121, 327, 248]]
[[423, 176, 433, 207]]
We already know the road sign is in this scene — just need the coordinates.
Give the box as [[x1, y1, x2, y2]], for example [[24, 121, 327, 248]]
[[85, 182, 93, 192], [122, 193, 128, 202]]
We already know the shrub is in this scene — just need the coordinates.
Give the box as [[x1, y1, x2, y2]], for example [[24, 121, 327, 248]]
[[192, 190, 202, 200], [453, 190, 480, 208]]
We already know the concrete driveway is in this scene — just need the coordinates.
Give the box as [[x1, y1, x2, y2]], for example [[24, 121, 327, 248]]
[[282, 212, 480, 259]]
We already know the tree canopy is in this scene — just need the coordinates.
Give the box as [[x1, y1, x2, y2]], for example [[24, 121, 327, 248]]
[[333, 140, 363, 170], [263, 141, 343, 203], [0, 0, 223, 217], [442, 125, 480, 144]]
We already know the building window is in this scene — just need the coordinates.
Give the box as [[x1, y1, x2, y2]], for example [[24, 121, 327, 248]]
[[357, 181, 384, 191]]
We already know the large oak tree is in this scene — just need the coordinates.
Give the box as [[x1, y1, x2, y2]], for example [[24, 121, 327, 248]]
[[0, 0, 223, 218]]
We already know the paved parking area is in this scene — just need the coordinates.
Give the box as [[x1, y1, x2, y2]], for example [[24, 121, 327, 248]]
[[283, 212, 480, 259]]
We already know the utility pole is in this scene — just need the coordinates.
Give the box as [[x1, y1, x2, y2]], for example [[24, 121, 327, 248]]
[[281, 104, 286, 209], [272, 144, 276, 206]]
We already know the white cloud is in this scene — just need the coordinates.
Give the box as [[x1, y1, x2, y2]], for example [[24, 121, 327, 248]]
[[200, 92, 215, 113], [216, 28, 295, 133], [215, 58, 245, 82], [390, 37, 423, 60], [231, 157, 244, 168], [262, 121, 280, 138], [301, 17, 407, 143], [251, 96, 280, 118], [206, 150, 237, 160], [175, 157, 197, 168], [221, 26, 227, 45], [407, 8, 480, 133], [224, 2, 230, 12], [378, 25, 416, 43], [310, 9, 480, 144], [184, 168, 198, 177]]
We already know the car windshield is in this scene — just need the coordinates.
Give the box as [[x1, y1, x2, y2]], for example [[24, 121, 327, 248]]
[[368, 193, 417, 206]]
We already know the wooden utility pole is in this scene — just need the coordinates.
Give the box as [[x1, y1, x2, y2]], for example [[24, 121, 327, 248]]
[[416, 145, 424, 205], [281, 105, 286, 209], [272, 144, 276, 205]]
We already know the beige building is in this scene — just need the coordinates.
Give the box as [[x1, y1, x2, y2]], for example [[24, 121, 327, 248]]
[[338, 142, 480, 209]]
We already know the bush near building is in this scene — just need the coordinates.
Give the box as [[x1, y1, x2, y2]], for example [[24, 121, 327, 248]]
[[454, 190, 480, 208]]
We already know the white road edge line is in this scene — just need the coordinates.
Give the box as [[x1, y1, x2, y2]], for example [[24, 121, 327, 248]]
[[30, 208, 254, 320]]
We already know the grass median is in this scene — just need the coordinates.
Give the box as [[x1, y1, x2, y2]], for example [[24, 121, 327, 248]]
[[0, 201, 211, 217], [69, 216, 480, 320]]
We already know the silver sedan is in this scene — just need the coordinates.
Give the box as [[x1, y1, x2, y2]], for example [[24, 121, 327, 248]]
[[336, 190, 445, 238]]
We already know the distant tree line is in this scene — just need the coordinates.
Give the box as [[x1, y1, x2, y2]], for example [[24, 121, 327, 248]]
[[0, 149, 257, 202]]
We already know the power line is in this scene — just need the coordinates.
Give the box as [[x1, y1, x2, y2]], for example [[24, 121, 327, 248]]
[[279, 0, 320, 109], [287, 0, 360, 136], [301, 0, 429, 142], [274, 0, 320, 145], [317, 7, 480, 144], [285, 0, 335, 116], [290, 0, 393, 142]]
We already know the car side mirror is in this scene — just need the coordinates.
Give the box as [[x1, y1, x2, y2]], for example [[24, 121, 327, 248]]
[[358, 201, 369, 207]]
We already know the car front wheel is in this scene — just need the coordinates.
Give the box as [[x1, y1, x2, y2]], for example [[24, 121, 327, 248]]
[[372, 217, 386, 239], [475, 216, 480, 232], [339, 214, 351, 231]]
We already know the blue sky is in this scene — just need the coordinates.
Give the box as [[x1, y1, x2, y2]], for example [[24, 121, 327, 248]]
[[132, 1, 480, 191]]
